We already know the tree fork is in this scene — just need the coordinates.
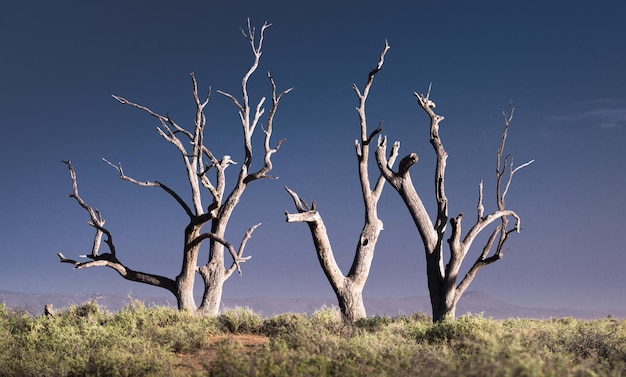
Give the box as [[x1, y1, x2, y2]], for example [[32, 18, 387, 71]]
[[376, 87, 532, 322], [285, 41, 394, 323], [57, 20, 290, 315]]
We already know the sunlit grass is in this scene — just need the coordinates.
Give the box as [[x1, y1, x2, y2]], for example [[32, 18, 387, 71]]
[[0, 302, 624, 376]]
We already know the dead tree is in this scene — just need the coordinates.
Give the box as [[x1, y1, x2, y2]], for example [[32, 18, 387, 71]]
[[285, 41, 397, 323], [376, 89, 533, 322], [57, 20, 292, 315]]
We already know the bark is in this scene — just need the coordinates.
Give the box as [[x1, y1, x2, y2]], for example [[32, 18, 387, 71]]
[[175, 224, 203, 310], [376, 94, 533, 322], [285, 41, 394, 323], [58, 20, 290, 315]]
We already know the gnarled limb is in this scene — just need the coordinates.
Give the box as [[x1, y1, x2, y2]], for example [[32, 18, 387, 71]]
[[102, 158, 195, 219], [58, 161, 177, 295], [60, 161, 113, 259], [285, 187, 345, 289]]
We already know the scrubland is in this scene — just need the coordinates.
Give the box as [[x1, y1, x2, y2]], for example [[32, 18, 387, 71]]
[[1, 300, 624, 376]]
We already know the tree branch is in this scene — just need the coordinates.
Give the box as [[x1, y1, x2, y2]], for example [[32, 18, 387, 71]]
[[112, 91, 206, 214], [476, 179, 485, 221], [284, 187, 345, 290], [57, 252, 177, 294], [190, 224, 257, 277], [226, 223, 261, 278], [353, 39, 390, 145], [245, 72, 292, 183], [102, 158, 195, 219], [375, 136, 401, 186], [462, 209, 520, 248], [58, 161, 177, 294], [218, 19, 272, 171], [415, 87, 448, 239], [452, 106, 532, 307], [496, 105, 534, 210], [372, 139, 399, 198], [61, 161, 114, 258], [112, 95, 193, 140]]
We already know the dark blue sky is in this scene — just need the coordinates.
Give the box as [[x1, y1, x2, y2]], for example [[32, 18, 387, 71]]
[[1, 0, 625, 312]]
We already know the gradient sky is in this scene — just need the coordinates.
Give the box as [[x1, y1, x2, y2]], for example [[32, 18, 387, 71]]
[[1, 1, 625, 312]]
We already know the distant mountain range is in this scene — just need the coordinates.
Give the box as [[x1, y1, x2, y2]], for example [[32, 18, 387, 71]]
[[1, 290, 624, 319]]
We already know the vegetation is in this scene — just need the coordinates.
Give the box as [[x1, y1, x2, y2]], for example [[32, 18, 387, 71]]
[[1, 301, 624, 376]]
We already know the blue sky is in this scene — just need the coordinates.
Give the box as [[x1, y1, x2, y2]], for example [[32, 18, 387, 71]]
[[1, 0, 625, 312]]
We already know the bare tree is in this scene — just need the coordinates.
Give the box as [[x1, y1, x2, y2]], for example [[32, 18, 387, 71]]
[[285, 41, 397, 323], [376, 88, 533, 322], [57, 20, 292, 315]]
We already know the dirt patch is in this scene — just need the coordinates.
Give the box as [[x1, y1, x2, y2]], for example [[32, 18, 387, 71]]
[[206, 334, 269, 347], [175, 334, 269, 373]]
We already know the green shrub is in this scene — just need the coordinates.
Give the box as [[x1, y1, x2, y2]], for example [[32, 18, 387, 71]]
[[219, 306, 264, 333], [260, 312, 311, 339], [1, 301, 625, 376]]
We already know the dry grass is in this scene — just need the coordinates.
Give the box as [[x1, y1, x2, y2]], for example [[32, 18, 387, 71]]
[[1, 302, 624, 376]]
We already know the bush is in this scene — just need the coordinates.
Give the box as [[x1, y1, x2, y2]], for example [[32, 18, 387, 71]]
[[0, 301, 624, 376], [219, 307, 264, 333]]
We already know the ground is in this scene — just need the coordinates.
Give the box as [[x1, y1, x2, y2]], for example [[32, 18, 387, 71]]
[[175, 334, 269, 373]]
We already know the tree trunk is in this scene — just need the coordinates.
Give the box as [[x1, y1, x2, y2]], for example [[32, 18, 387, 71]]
[[424, 246, 457, 322], [198, 239, 225, 315], [175, 225, 202, 311], [175, 280, 197, 311], [198, 260, 224, 315], [427, 273, 457, 322], [336, 283, 367, 323], [430, 293, 457, 322], [198, 217, 228, 315]]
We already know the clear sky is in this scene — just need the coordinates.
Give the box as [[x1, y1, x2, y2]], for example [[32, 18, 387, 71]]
[[1, 0, 625, 312]]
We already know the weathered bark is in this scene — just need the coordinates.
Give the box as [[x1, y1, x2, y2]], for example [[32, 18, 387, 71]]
[[175, 224, 203, 310], [285, 41, 396, 323], [376, 91, 533, 322], [58, 20, 291, 315]]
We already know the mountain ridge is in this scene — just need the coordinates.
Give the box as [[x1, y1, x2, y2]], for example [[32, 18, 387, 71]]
[[1, 290, 623, 320]]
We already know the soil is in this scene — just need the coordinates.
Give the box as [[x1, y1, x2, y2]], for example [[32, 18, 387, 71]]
[[175, 334, 269, 374]]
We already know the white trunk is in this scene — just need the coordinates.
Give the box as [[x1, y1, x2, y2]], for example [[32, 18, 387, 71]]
[[199, 256, 225, 315], [336, 285, 367, 323]]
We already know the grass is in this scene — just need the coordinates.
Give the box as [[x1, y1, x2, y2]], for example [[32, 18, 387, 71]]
[[0, 301, 624, 376]]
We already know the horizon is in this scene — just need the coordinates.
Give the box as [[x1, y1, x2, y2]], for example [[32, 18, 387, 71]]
[[3, 289, 625, 321]]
